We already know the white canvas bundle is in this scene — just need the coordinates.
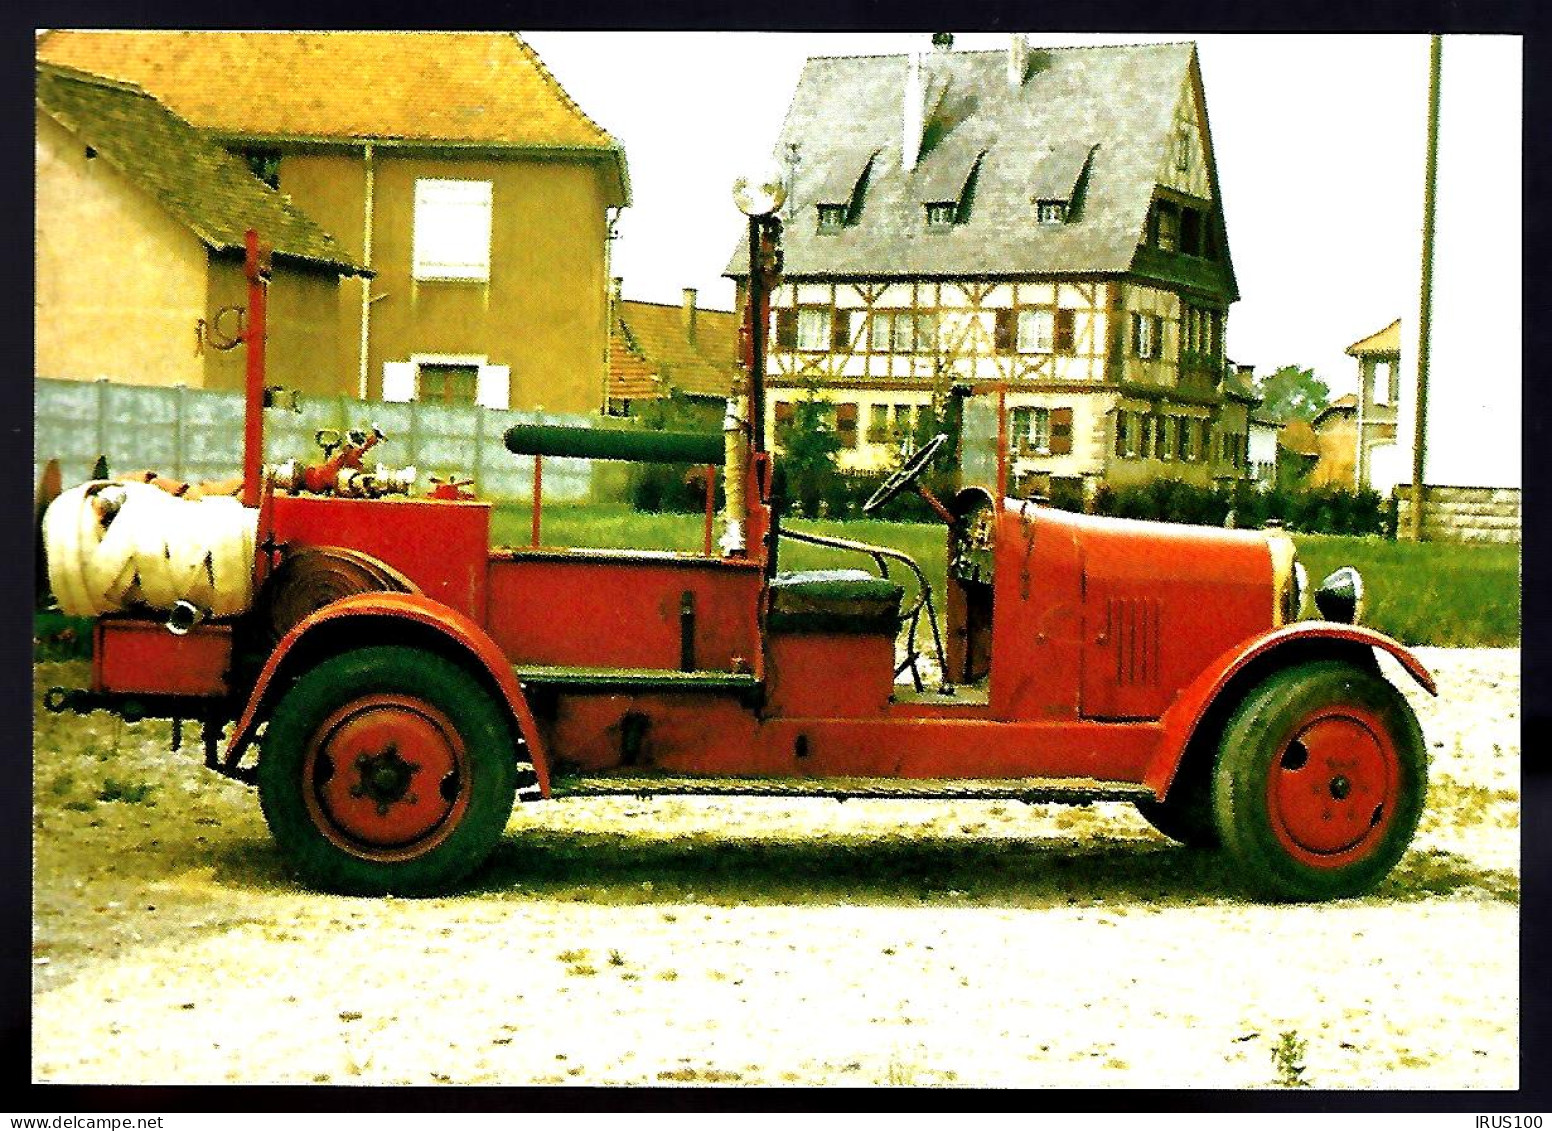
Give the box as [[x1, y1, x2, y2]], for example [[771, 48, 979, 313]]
[[43, 482, 259, 618]]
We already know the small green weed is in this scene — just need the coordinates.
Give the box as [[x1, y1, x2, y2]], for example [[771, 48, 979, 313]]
[[1271, 1030, 1310, 1088], [884, 1055, 918, 1087], [97, 778, 154, 805], [608, 949, 626, 967], [556, 948, 588, 963], [565, 964, 598, 978]]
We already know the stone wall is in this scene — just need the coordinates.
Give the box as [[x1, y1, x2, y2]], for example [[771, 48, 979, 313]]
[[1393, 484, 1521, 544]]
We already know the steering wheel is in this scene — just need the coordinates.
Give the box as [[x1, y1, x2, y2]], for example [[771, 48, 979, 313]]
[[862, 433, 948, 516]]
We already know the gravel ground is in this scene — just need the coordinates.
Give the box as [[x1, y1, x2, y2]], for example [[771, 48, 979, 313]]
[[30, 647, 1519, 1089]]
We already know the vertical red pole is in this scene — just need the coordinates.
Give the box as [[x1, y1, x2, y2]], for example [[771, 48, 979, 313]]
[[996, 384, 1009, 497], [242, 230, 268, 509], [702, 465, 717, 556], [530, 453, 543, 548]]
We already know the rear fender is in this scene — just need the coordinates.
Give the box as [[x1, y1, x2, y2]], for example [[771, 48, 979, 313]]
[[225, 592, 550, 796], [1148, 622, 1435, 798]]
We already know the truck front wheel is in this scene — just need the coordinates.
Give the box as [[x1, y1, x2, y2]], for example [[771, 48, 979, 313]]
[[257, 645, 518, 895], [1212, 659, 1426, 901]]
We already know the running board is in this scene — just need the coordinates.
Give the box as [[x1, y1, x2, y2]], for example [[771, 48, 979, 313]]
[[515, 666, 760, 696], [548, 775, 1156, 805]]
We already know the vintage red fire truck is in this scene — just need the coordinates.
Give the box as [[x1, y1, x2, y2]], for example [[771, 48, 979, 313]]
[[42, 198, 1431, 902]]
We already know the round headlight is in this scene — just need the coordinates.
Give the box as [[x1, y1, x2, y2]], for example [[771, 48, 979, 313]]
[[733, 164, 788, 217], [1314, 566, 1365, 624]]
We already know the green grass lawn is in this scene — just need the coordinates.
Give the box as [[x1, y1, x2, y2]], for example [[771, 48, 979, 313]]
[[496, 503, 1519, 648]]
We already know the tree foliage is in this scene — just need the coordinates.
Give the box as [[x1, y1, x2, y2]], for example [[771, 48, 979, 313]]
[[774, 385, 844, 517], [1255, 365, 1332, 423]]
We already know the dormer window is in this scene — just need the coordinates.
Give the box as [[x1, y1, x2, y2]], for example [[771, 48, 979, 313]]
[[916, 145, 983, 230], [1028, 143, 1096, 227], [813, 148, 879, 236]]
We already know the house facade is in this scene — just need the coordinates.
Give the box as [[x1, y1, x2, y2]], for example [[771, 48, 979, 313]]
[[38, 31, 629, 415], [35, 64, 363, 394], [728, 37, 1244, 501], [1346, 318, 1402, 494]]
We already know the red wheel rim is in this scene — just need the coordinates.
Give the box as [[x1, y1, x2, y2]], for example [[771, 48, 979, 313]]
[[1265, 705, 1399, 869], [303, 694, 471, 861]]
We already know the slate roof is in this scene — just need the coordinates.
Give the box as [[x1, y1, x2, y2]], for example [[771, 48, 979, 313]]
[[36, 63, 362, 274], [726, 41, 1232, 292], [607, 299, 741, 402], [36, 30, 629, 205], [1346, 319, 1402, 357]]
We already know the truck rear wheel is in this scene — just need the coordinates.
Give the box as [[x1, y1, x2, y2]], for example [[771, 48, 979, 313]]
[[257, 645, 517, 895], [1211, 660, 1426, 901]]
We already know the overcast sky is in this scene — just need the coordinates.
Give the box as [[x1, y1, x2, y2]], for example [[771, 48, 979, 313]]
[[526, 32, 1518, 404]]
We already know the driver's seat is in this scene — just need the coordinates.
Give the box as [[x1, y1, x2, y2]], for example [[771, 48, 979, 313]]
[[767, 569, 904, 634]]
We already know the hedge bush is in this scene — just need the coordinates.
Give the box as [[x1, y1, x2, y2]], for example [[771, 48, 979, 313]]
[[769, 473, 1392, 537], [1081, 479, 1392, 537]]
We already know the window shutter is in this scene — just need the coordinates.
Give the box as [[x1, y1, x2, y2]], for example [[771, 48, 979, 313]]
[[1054, 309, 1076, 355], [835, 402, 859, 448], [1115, 411, 1127, 458], [1050, 407, 1073, 455], [475, 365, 510, 410], [775, 309, 798, 350], [412, 180, 493, 281], [994, 310, 1015, 353], [832, 312, 853, 353], [1130, 313, 1142, 356], [382, 362, 416, 403]]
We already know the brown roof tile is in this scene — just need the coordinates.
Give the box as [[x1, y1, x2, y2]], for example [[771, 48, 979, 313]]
[[36, 62, 361, 273], [616, 299, 740, 400], [607, 327, 661, 402], [37, 30, 614, 148]]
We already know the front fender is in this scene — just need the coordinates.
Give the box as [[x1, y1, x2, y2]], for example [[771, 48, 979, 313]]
[[225, 592, 550, 796], [1148, 622, 1435, 796]]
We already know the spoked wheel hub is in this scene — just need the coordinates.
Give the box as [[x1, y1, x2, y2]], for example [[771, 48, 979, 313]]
[[1266, 707, 1398, 868], [304, 694, 470, 861]]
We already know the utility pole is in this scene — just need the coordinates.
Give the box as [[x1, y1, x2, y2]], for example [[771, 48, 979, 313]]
[[1411, 34, 1442, 541]]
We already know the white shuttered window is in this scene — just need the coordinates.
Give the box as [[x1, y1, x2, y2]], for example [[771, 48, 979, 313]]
[[413, 179, 493, 281]]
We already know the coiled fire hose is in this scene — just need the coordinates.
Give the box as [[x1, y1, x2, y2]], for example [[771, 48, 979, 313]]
[[42, 481, 259, 619]]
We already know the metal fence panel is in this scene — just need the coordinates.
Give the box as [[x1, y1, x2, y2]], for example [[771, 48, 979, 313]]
[[34, 377, 620, 503]]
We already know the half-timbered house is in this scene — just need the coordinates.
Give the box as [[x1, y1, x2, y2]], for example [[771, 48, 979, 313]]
[[728, 37, 1242, 500]]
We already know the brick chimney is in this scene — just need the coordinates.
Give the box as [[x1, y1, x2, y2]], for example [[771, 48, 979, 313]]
[[681, 288, 698, 343], [902, 51, 925, 172]]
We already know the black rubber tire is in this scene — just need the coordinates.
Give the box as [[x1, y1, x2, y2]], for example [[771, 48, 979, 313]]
[[1211, 659, 1426, 902], [1134, 769, 1220, 848], [257, 645, 518, 896]]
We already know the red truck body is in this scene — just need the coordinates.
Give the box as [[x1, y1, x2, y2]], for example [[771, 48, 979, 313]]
[[52, 227, 1432, 900]]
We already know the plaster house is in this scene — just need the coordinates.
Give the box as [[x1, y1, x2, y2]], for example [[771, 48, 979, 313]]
[[726, 36, 1244, 501], [1308, 394, 1359, 488], [38, 30, 629, 415], [605, 283, 740, 422], [1346, 318, 1402, 494], [35, 63, 364, 394], [1247, 411, 1282, 489]]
